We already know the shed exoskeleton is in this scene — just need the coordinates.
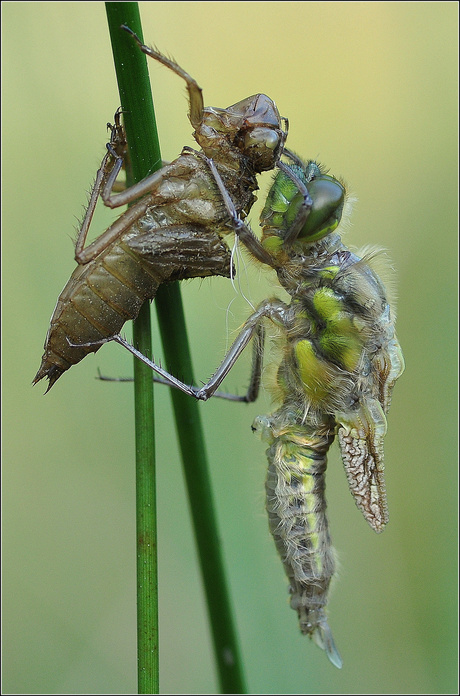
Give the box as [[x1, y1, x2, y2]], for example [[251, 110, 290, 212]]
[[34, 27, 286, 391]]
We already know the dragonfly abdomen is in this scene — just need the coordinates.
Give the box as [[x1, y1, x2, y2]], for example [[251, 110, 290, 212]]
[[262, 416, 342, 667]]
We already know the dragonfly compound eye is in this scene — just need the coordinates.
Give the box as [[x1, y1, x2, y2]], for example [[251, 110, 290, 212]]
[[299, 176, 346, 242]]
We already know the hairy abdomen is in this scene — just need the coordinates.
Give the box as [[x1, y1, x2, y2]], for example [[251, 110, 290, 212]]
[[264, 421, 342, 668]]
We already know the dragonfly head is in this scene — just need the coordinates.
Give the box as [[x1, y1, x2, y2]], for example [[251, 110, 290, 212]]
[[261, 159, 346, 254], [298, 163, 346, 243]]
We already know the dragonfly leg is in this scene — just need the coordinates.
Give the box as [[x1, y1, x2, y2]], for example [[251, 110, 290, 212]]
[[68, 334, 201, 398], [73, 110, 167, 265], [122, 25, 205, 130], [95, 302, 286, 402], [183, 147, 276, 268], [186, 301, 285, 400], [96, 324, 263, 402], [188, 322, 266, 402], [232, 323, 265, 403], [74, 157, 181, 264], [275, 159, 313, 245], [75, 107, 181, 265], [75, 194, 156, 265], [281, 148, 305, 168], [215, 323, 266, 402], [74, 109, 128, 263]]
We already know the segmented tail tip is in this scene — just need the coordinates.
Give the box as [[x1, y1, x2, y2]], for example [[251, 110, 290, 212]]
[[312, 620, 343, 669], [32, 363, 64, 393]]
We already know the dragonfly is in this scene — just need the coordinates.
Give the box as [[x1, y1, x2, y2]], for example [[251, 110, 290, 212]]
[[34, 27, 286, 391], [97, 149, 405, 668]]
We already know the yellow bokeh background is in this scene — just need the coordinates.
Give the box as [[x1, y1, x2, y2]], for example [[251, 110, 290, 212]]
[[2, 2, 457, 693]]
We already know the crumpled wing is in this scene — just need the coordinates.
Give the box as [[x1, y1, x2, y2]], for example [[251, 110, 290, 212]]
[[336, 398, 388, 533], [336, 332, 405, 533]]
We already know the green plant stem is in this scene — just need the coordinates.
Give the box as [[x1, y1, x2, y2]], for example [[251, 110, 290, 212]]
[[105, 4, 160, 694], [156, 283, 247, 694], [106, 4, 247, 693]]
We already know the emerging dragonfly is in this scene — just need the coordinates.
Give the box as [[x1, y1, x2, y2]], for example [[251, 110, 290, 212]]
[[34, 27, 286, 391], [102, 149, 405, 668]]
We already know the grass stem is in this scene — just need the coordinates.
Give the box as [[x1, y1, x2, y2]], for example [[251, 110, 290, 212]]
[[106, 4, 247, 692]]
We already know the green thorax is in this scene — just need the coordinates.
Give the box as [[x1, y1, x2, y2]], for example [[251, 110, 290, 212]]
[[273, 246, 388, 411]]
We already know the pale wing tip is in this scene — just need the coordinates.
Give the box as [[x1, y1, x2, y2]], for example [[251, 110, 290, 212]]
[[326, 644, 343, 669]]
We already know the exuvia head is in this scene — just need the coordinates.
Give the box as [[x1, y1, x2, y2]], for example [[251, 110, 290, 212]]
[[121, 29, 287, 173], [196, 94, 287, 172]]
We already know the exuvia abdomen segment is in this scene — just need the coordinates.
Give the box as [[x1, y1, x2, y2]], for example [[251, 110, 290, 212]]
[[34, 222, 232, 391], [33, 238, 163, 389]]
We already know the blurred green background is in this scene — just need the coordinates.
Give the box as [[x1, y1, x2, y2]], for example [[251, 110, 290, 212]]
[[2, 2, 458, 693]]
